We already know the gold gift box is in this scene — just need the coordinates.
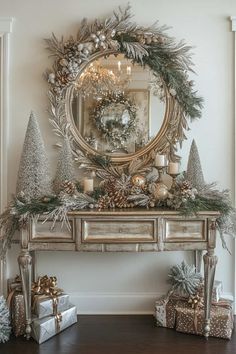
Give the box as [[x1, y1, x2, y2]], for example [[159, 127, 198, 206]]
[[176, 299, 234, 339]]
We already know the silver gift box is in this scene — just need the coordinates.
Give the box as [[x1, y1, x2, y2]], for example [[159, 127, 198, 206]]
[[31, 304, 77, 344], [212, 280, 223, 303], [33, 294, 70, 319]]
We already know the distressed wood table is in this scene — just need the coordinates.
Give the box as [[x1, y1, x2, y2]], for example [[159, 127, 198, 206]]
[[18, 208, 220, 339]]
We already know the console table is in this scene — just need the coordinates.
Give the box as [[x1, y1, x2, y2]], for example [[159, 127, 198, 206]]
[[18, 208, 220, 339]]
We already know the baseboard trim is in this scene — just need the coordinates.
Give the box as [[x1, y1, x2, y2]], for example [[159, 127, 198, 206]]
[[68, 291, 235, 314], [69, 292, 161, 315]]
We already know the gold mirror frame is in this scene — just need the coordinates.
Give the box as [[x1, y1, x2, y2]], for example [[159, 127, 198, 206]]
[[46, 5, 202, 172], [65, 50, 174, 164]]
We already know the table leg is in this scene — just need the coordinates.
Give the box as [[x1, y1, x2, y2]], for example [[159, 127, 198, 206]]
[[203, 250, 218, 339], [194, 250, 203, 273], [18, 250, 32, 340]]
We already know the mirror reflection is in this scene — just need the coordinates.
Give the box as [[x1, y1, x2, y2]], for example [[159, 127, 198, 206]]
[[72, 54, 166, 154]]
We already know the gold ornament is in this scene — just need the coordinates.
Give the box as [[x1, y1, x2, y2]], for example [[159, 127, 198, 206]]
[[131, 174, 146, 188], [149, 182, 169, 200]]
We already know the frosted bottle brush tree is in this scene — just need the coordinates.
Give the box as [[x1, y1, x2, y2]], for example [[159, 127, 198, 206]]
[[186, 139, 205, 190], [0, 296, 11, 343], [53, 137, 75, 194], [16, 112, 52, 200]]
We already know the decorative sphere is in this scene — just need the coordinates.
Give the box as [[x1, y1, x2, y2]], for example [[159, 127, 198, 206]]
[[151, 182, 169, 200], [156, 183, 169, 200], [99, 34, 106, 41], [131, 174, 146, 188], [77, 43, 84, 51]]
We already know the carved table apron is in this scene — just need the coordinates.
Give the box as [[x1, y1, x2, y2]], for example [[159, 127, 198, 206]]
[[18, 209, 220, 340]]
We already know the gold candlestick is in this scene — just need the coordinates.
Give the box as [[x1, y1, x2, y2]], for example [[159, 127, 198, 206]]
[[168, 172, 180, 193]]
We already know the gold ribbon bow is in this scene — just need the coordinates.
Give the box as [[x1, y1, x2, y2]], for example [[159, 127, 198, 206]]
[[188, 293, 204, 333], [31, 275, 63, 315]]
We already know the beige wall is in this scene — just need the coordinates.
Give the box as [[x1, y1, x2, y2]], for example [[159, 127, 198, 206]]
[[1, 0, 235, 312]]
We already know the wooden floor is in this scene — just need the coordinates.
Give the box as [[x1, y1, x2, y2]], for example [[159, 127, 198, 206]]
[[0, 315, 235, 354]]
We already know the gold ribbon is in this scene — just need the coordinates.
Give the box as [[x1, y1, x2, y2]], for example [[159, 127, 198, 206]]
[[6, 275, 22, 310], [55, 312, 62, 332], [187, 295, 232, 333], [187, 294, 204, 333], [7, 285, 22, 309]]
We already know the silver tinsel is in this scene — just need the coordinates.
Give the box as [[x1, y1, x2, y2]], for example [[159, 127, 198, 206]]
[[53, 137, 75, 194], [186, 139, 205, 190], [16, 112, 52, 199], [0, 296, 11, 343]]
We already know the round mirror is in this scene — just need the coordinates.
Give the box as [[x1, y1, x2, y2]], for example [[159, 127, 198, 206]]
[[71, 54, 166, 155], [46, 6, 202, 168]]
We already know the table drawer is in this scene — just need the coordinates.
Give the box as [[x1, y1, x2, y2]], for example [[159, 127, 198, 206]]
[[81, 218, 157, 243], [163, 219, 206, 242], [30, 219, 75, 242]]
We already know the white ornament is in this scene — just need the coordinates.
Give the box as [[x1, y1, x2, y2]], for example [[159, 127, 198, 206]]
[[48, 72, 55, 84], [77, 43, 84, 51], [169, 88, 177, 96]]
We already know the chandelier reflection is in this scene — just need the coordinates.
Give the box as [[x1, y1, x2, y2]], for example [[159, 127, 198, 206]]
[[76, 61, 132, 99]]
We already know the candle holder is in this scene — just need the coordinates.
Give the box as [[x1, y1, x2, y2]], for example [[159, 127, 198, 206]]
[[168, 172, 180, 193], [156, 166, 167, 183]]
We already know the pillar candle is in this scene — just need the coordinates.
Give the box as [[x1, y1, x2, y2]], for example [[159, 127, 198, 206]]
[[155, 154, 166, 167], [168, 162, 179, 174], [84, 178, 94, 192]]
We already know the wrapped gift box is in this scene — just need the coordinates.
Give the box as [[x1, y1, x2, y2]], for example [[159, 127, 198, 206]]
[[175, 299, 234, 339], [31, 304, 77, 344], [33, 294, 70, 319], [198, 280, 223, 303], [155, 296, 189, 328], [10, 291, 26, 337], [7, 277, 26, 337], [212, 281, 223, 302], [7, 276, 21, 294]]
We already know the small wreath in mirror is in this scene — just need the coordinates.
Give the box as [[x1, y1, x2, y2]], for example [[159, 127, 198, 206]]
[[91, 92, 137, 150]]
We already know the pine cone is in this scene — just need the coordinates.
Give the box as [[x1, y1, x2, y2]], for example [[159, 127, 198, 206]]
[[97, 195, 115, 210], [111, 190, 128, 208], [60, 180, 76, 195], [180, 180, 193, 195], [103, 178, 117, 194]]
